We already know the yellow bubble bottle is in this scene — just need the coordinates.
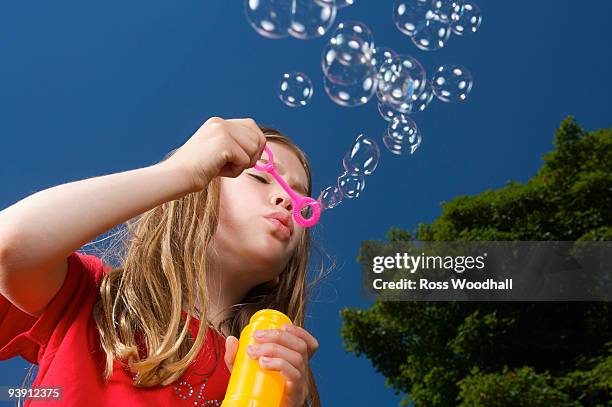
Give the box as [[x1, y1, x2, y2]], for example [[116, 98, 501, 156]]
[[221, 309, 292, 407]]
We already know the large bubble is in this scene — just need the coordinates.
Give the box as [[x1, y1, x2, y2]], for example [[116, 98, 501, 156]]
[[392, 0, 430, 37], [338, 171, 365, 198], [289, 0, 337, 39], [322, 43, 372, 85], [279, 72, 314, 107], [411, 12, 452, 51], [451, 1, 482, 36], [431, 64, 473, 102], [323, 72, 377, 107], [376, 54, 426, 109], [245, 0, 292, 39], [343, 134, 380, 175]]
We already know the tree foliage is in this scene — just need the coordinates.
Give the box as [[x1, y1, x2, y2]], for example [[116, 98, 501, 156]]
[[340, 117, 612, 406]]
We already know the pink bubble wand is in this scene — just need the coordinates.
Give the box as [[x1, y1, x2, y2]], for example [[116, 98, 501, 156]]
[[253, 145, 321, 228]]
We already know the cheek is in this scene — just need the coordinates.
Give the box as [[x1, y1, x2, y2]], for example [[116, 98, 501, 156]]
[[218, 179, 259, 226]]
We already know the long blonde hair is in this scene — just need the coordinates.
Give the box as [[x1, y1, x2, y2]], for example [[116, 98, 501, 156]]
[[86, 125, 325, 404]]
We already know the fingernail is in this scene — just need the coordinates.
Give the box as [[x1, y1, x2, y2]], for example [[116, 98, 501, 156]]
[[253, 330, 265, 338], [247, 345, 256, 358], [260, 357, 269, 363]]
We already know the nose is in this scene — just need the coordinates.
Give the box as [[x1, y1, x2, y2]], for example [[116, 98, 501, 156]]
[[270, 190, 293, 212]]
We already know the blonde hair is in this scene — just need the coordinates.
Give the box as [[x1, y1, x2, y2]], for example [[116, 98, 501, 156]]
[[19, 125, 330, 407]]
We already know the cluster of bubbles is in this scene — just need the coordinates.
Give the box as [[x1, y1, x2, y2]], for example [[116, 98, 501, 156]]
[[393, 0, 482, 51], [317, 133, 380, 210], [244, 0, 481, 213]]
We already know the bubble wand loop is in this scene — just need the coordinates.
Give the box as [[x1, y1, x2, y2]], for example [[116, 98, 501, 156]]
[[253, 145, 321, 228]]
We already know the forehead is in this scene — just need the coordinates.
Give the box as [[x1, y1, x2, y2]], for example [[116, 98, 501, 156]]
[[265, 142, 308, 190]]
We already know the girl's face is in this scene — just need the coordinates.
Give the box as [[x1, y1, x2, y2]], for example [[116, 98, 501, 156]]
[[211, 141, 309, 286]]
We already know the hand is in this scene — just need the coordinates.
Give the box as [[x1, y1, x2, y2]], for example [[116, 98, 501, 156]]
[[224, 324, 319, 407], [161, 116, 267, 193]]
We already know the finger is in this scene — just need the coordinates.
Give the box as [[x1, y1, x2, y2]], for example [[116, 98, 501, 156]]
[[258, 356, 303, 382], [282, 325, 319, 359], [247, 342, 304, 371], [224, 336, 239, 372], [225, 120, 266, 165], [219, 143, 252, 178], [226, 118, 265, 142], [253, 328, 309, 358]]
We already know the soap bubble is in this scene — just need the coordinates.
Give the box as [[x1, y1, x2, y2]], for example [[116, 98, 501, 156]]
[[370, 47, 397, 74], [431, 64, 473, 102], [279, 72, 314, 107], [411, 12, 452, 51], [289, 0, 337, 39], [382, 132, 408, 155], [329, 21, 375, 64], [321, 43, 372, 85], [405, 80, 434, 113], [378, 80, 433, 120], [387, 115, 422, 154], [336, 0, 356, 8], [378, 100, 406, 122], [343, 134, 380, 176], [338, 171, 365, 198], [323, 73, 377, 107], [431, 0, 463, 23], [451, 1, 482, 35], [318, 185, 343, 210], [317, 0, 355, 8], [376, 54, 426, 109], [245, 0, 292, 39], [392, 0, 430, 37]]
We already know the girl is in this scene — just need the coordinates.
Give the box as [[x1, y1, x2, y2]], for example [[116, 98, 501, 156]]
[[0, 117, 323, 406]]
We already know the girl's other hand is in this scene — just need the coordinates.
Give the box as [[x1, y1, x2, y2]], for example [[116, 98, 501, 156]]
[[163, 117, 267, 193], [224, 325, 319, 407]]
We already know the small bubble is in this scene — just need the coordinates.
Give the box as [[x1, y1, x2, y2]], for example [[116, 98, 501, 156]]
[[338, 171, 366, 199], [289, 0, 337, 39], [245, 0, 292, 39], [343, 134, 381, 176], [318, 185, 343, 210], [431, 0, 463, 23], [451, 1, 482, 35], [387, 115, 422, 154], [370, 47, 398, 74], [431, 64, 473, 102], [411, 13, 452, 51], [376, 55, 426, 109], [392, 0, 431, 37], [279, 72, 314, 107]]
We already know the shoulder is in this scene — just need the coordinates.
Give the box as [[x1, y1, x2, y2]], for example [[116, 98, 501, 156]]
[[69, 251, 114, 287]]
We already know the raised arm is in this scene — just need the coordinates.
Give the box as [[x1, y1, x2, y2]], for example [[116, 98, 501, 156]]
[[0, 117, 266, 317]]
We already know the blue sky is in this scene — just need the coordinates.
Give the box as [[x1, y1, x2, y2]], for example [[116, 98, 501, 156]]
[[1, 1, 611, 405]]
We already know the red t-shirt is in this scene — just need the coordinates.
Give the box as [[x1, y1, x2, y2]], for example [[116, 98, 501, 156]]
[[0, 251, 231, 406]]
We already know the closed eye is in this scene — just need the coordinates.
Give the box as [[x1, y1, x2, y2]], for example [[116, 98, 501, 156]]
[[249, 173, 269, 184]]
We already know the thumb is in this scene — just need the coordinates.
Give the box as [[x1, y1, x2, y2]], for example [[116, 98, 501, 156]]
[[224, 336, 239, 372]]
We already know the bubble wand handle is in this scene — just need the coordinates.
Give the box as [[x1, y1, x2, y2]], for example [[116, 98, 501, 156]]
[[253, 145, 321, 227]]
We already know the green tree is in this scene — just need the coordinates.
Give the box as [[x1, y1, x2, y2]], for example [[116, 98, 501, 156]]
[[340, 117, 612, 406]]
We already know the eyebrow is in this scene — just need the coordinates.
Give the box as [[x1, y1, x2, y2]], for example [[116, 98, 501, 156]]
[[257, 158, 308, 195]]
